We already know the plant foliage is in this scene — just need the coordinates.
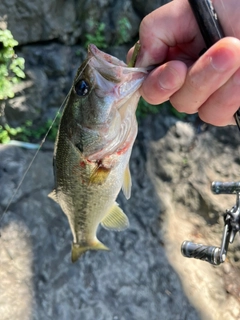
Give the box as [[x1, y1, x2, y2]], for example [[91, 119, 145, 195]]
[[116, 17, 132, 45], [85, 22, 107, 49], [137, 97, 164, 120], [0, 114, 61, 144], [0, 28, 25, 100]]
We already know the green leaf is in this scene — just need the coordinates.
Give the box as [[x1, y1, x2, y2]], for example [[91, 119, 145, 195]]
[[137, 97, 163, 120], [0, 28, 25, 100], [84, 22, 107, 49]]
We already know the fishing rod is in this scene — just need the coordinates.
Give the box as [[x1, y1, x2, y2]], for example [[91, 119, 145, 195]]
[[181, 0, 240, 265], [188, 0, 240, 130]]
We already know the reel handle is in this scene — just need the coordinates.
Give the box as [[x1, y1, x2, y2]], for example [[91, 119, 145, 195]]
[[181, 241, 223, 265], [212, 181, 240, 194]]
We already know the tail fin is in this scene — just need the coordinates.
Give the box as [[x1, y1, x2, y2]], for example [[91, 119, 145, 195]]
[[71, 240, 110, 263]]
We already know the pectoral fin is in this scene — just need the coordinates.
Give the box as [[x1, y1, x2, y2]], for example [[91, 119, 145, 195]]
[[101, 202, 129, 231], [48, 189, 58, 202], [122, 164, 132, 199], [89, 165, 111, 185]]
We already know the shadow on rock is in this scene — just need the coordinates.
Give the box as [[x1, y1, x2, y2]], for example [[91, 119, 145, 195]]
[[0, 125, 199, 320]]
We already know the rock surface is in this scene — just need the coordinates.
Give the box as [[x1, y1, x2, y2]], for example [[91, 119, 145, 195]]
[[0, 0, 145, 45], [1, 108, 240, 319], [3, 43, 83, 127], [0, 116, 199, 320]]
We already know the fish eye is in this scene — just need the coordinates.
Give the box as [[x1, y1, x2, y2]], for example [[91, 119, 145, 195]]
[[75, 79, 90, 97]]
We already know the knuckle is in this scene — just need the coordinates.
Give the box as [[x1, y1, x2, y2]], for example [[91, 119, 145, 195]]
[[139, 16, 152, 38], [188, 76, 206, 93], [169, 95, 194, 114]]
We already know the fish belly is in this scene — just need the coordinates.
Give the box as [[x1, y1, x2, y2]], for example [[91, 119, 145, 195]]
[[55, 136, 131, 261]]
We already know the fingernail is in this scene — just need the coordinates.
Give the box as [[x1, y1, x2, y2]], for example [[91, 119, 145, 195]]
[[210, 49, 232, 72], [159, 67, 180, 90]]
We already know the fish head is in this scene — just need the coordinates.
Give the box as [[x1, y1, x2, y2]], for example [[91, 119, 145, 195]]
[[68, 44, 148, 158], [71, 45, 148, 126]]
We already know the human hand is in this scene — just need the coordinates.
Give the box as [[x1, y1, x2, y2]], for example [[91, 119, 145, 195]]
[[129, 0, 240, 126]]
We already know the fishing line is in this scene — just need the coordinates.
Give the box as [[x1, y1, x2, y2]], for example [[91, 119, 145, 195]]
[[0, 56, 92, 229], [219, 0, 237, 38], [218, 0, 240, 139], [0, 94, 68, 227], [0, 95, 70, 270], [0, 56, 93, 274]]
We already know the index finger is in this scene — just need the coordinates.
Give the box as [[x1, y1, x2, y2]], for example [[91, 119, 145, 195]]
[[135, 0, 205, 67]]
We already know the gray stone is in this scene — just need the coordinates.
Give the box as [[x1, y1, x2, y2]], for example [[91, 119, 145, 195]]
[[1, 0, 143, 46], [110, 0, 141, 45], [4, 43, 84, 126], [4, 68, 48, 126], [1, 0, 79, 45]]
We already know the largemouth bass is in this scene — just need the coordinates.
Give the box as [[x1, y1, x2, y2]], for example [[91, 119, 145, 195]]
[[49, 44, 148, 262]]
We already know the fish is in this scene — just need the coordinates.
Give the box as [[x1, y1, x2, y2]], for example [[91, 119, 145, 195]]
[[49, 44, 148, 262]]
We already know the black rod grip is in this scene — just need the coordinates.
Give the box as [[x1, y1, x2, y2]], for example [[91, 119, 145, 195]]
[[188, 0, 225, 48], [181, 241, 222, 265], [188, 0, 240, 131], [212, 181, 240, 194]]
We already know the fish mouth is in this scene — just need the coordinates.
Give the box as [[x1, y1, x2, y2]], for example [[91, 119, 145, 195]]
[[82, 45, 147, 161], [88, 44, 148, 107], [88, 44, 129, 69]]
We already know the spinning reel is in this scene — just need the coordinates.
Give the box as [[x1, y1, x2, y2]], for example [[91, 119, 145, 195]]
[[182, 182, 240, 265]]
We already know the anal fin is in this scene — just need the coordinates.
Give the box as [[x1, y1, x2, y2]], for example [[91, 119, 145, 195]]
[[101, 202, 129, 231]]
